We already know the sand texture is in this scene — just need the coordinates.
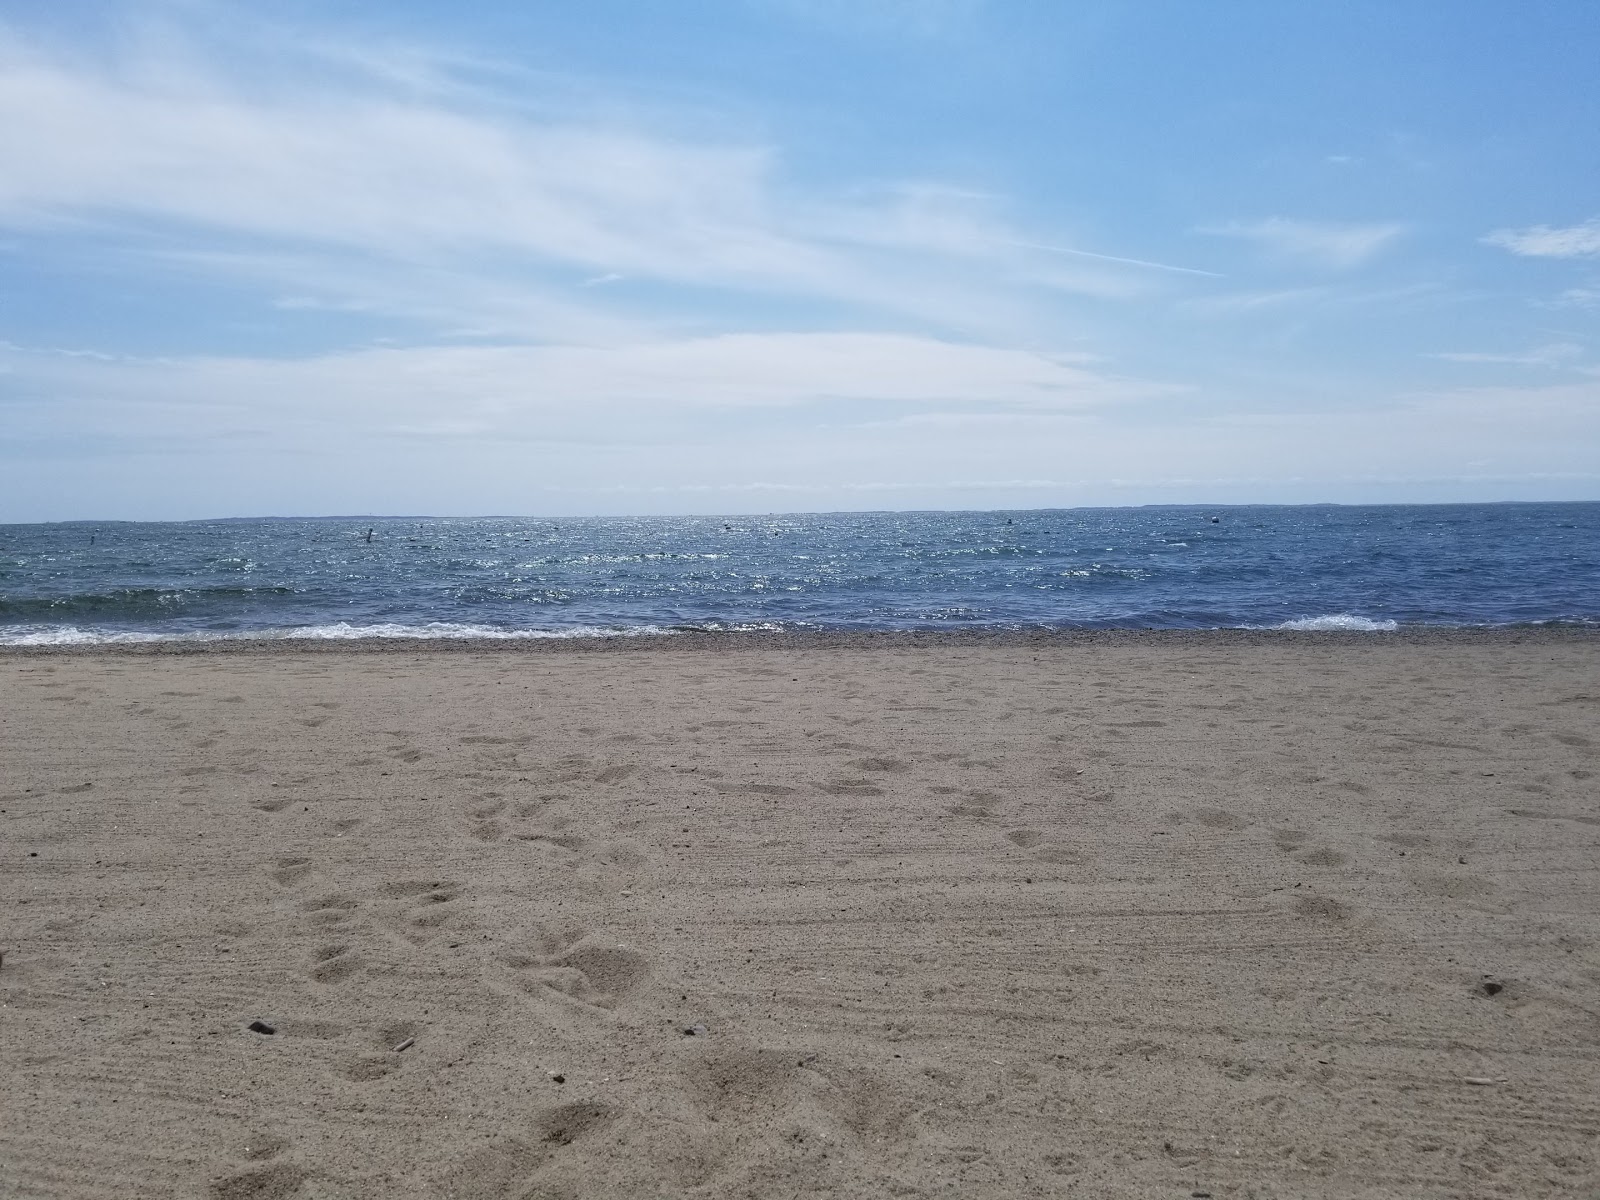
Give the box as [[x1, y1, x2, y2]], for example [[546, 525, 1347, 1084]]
[[2, 631, 1599, 1198]]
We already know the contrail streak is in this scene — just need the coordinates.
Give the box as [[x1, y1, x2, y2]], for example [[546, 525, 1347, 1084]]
[[1005, 239, 1224, 278]]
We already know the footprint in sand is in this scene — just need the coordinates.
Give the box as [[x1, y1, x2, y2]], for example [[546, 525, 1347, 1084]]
[[1033, 847, 1087, 865], [300, 892, 358, 928], [269, 856, 314, 886], [469, 819, 506, 842], [499, 928, 651, 1012], [518, 828, 588, 852], [1272, 829, 1307, 852], [329, 1020, 423, 1083], [681, 1042, 805, 1117], [376, 880, 467, 945], [339, 1054, 399, 1083], [1295, 847, 1349, 867], [818, 778, 885, 797], [681, 1040, 905, 1146], [945, 789, 1003, 818], [236, 1134, 290, 1162], [1007, 828, 1086, 865], [442, 1101, 623, 1199], [512, 820, 647, 875], [1291, 894, 1353, 921], [208, 1161, 307, 1200], [307, 942, 364, 984]]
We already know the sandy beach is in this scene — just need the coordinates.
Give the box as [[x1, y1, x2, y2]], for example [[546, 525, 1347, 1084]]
[[2, 630, 1597, 1199]]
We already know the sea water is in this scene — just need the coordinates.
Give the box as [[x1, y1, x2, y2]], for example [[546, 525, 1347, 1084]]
[[1, 503, 1596, 645]]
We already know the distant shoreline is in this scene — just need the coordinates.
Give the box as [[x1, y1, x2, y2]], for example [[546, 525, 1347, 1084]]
[[7, 497, 1599, 527]]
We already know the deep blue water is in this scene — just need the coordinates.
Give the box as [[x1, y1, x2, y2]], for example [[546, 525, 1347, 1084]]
[[1, 504, 1596, 644]]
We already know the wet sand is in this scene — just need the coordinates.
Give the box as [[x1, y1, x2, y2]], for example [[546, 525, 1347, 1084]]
[[2, 630, 1598, 1198]]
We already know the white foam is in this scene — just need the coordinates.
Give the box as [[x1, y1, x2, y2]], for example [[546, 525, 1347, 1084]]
[[0, 625, 173, 646], [1274, 614, 1399, 632], [0, 622, 681, 646], [274, 621, 675, 641]]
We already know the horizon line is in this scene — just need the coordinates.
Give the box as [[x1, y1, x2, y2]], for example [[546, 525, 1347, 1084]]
[[8, 497, 1597, 527]]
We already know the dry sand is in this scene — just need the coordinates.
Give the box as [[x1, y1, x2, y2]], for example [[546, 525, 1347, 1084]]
[[2, 630, 1598, 1199]]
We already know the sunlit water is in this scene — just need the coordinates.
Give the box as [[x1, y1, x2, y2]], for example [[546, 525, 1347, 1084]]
[[2, 504, 1596, 644]]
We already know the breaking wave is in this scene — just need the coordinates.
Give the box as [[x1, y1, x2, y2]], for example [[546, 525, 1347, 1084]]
[[1273, 614, 1400, 632], [0, 622, 680, 646]]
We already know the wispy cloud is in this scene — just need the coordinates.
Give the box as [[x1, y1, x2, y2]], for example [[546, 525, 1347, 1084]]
[[1427, 343, 1584, 368], [1548, 285, 1600, 310], [1198, 217, 1404, 269], [1003, 239, 1222, 278], [0, 23, 1186, 345], [0, 332, 1154, 448], [6, 333, 1594, 517], [1483, 217, 1600, 260]]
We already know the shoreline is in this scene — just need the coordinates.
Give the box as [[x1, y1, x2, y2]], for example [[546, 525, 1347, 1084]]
[[4, 621, 1598, 657]]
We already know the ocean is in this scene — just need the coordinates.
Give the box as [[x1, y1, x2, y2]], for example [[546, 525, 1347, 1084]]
[[1, 503, 1596, 645]]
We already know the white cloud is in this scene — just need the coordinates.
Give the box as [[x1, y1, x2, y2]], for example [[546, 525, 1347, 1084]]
[[0, 25, 1187, 344], [1199, 217, 1404, 269], [1427, 343, 1584, 368], [0, 43, 804, 284], [1483, 217, 1600, 259], [1550, 286, 1600, 309], [5, 330, 1596, 518], [0, 332, 1152, 448]]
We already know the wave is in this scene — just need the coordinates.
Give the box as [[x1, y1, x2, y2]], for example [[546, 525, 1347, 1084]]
[[1272, 614, 1399, 632], [0, 621, 681, 646], [0, 586, 298, 620]]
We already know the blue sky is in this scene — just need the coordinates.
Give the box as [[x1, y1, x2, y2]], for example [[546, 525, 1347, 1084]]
[[2, 0, 1598, 520]]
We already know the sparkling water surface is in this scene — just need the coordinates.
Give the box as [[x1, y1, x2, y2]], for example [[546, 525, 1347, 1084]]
[[1, 504, 1596, 644]]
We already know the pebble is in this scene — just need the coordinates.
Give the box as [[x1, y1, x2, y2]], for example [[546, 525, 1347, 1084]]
[[683, 1024, 708, 1037], [248, 1020, 277, 1035]]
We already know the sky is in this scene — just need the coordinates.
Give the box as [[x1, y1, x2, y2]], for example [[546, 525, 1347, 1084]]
[[2, 0, 1598, 520]]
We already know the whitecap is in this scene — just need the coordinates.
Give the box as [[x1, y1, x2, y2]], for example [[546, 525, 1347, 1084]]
[[0, 625, 173, 646], [0, 621, 681, 646], [1274, 614, 1399, 632]]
